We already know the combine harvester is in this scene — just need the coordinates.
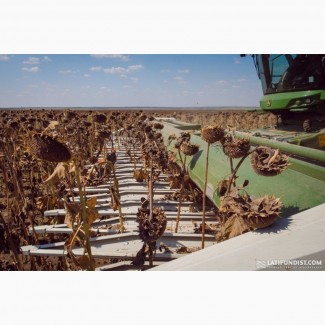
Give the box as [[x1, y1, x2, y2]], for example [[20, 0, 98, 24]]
[[21, 55, 325, 270], [152, 54, 325, 271]]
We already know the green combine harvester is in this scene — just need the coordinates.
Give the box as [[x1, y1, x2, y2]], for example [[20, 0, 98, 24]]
[[251, 54, 325, 148], [161, 54, 325, 217]]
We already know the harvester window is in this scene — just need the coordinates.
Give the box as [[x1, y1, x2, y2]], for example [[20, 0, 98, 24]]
[[259, 54, 325, 94], [278, 55, 324, 92]]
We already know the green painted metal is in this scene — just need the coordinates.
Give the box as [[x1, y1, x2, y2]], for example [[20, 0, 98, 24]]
[[260, 90, 324, 111], [234, 131, 325, 164], [161, 120, 325, 217], [287, 129, 325, 151]]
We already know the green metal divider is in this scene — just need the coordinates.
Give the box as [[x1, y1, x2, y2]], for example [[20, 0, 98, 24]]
[[161, 121, 325, 217]]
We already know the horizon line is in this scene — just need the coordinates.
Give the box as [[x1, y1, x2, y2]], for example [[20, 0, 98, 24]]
[[0, 105, 259, 110]]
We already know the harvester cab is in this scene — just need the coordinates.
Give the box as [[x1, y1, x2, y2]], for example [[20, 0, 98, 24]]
[[252, 54, 325, 132], [240, 54, 325, 152]]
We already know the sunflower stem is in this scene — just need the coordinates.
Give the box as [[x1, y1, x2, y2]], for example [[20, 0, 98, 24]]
[[175, 155, 186, 233], [225, 150, 255, 196], [201, 142, 210, 249], [74, 160, 94, 271], [149, 160, 154, 221], [0, 212, 23, 271], [229, 158, 237, 188], [111, 163, 125, 232]]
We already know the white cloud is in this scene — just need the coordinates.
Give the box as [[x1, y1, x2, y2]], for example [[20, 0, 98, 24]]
[[122, 85, 132, 89], [130, 77, 139, 83], [84, 74, 91, 77], [22, 66, 39, 73], [59, 69, 79, 74], [160, 69, 170, 73], [91, 54, 129, 61], [232, 85, 241, 88], [89, 66, 102, 72], [28, 84, 39, 88], [128, 64, 143, 72], [104, 67, 128, 74], [174, 76, 186, 84], [234, 58, 241, 64], [237, 78, 246, 82], [214, 80, 227, 85], [103, 64, 143, 75], [0, 55, 10, 61], [23, 57, 40, 65], [43, 56, 52, 62], [177, 69, 190, 73]]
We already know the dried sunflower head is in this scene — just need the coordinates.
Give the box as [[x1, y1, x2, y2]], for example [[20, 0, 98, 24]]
[[222, 138, 250, 158], [180, 132, 191, 142], [251, 146, 289, 176], [175, 132, 191, 148], [153, 122, 164, 130], [136, 206, 167, 243], [106, 150, 117, 165], [42, 120, 50, 128], [139, 114, 147, 121], [83, 121, 92, 127], [180, 142, 199, 156], [8, 120, 19, 130], [201, 125, 224, 144], [64, 110, 76, 120], [144, 125, 152, 133], [29, 134, 71, 162], [146, 132, 155, 141], [218, 192, 281, 237], [96, 130, 111, 140], [242, 195, 282, 229], [93, 114, 107, 124], [155, 132, 162, 139]]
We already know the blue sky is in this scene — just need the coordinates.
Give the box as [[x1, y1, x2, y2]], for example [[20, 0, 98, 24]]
[[0, 54, 263, 108]]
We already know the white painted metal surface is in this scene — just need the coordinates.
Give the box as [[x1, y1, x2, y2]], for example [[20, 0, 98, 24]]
[[150, 204, 325, 271]]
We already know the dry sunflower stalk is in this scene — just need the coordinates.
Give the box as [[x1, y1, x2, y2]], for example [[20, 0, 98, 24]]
[[133, 202, 167, 269], [200, 124, 225, 248]]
